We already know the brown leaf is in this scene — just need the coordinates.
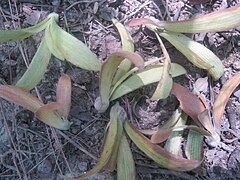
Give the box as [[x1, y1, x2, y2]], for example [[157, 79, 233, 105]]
[[213, 73, 240, 129]]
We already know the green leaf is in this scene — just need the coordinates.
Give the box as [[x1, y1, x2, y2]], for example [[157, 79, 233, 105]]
[[94, 51, 144, 113], [110, 58, 162, 98], [35, 102, 71, 130], [16, 37, 51, 91], [112, 19, 135, 84], [44, 18, 100, 71], [110, 63, 186, 101], [124, 121, 202, 171], [117, 132, 135, 180], [0, 14, 53, 42], [127, 6, 240, 33], [185, 130, 203, 161], [159, 31, 224, 80], [104, 103, 126, 170], [164, 112, 188, 156], [151, 32, 172, 100]]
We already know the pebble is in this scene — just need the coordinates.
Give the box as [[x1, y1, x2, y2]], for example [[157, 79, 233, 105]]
[[233, 61, 240, 70]]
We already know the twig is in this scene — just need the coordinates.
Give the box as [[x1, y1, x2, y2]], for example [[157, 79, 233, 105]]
[[57, 129, 98, 160]]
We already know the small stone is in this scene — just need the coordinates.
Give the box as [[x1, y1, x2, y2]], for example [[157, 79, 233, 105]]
[[233, 61, 240, 70]]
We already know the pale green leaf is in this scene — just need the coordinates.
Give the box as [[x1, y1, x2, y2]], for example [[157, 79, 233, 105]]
[[16, 37, 51, 91], [45, 19, 100, 71], [94, 51, 144, 113], [164, 112, 188, 156], [159, 31, 224, 80], [104, 103, 126, 170], [110, 63, 186, 101], [68, 103, 120, 179], [110, 58, 162, 98], [127, 6, 240, 33], [0, 15, 52, 42], [112, 19, 135, 84]]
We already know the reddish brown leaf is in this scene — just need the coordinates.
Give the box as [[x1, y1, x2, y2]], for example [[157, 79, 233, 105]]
[[170, 83, 205, 127], [126, 18, 156, 27], [151, 128, 172, 144], [151, 125, 211, 144], [0, 85, 43, 112], [56, 74, 71, 118]]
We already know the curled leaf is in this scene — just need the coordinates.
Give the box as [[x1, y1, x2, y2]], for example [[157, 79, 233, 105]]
[[151, 33, 172, 100], [112, 19, 134, 84], [151, 125, 210, 144], [126, 18, 157, 27], [213, 73, 240, 129], [124, 121, 202, 171], [171, 83, 206, 126], [35, 102, 71, 130], [69, 103, 123, 179], [95, 51, 144, 113], [16, 38, 51, 91]]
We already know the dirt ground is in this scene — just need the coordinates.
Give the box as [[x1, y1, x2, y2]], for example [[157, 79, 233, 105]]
[[0, 0, 240, 179]]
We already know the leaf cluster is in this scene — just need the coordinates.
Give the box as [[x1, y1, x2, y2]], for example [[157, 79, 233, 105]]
[[0, 6, 240, 180]]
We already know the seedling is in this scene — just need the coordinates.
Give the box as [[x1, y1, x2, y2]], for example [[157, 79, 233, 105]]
[[94, 20, 187, 113], [94, 50, 186, 113], [0, 74, 72, 130], [0, 13, 100, 91]]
